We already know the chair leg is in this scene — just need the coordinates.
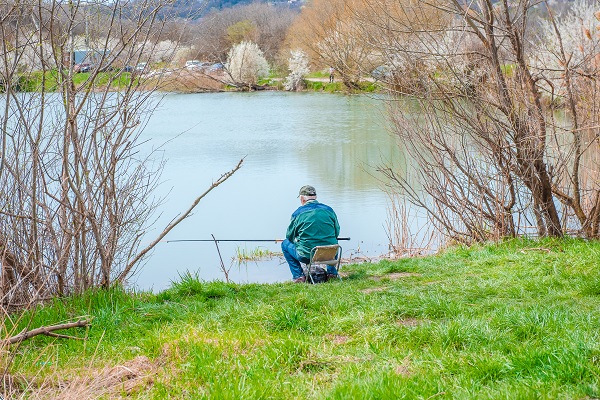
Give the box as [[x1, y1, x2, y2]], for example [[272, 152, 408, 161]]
[[333, 268, 342, 281], [306, 263, 315, 284]]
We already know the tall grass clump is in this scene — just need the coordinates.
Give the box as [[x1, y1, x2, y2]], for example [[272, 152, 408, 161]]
[[233, 246, 281, 262]]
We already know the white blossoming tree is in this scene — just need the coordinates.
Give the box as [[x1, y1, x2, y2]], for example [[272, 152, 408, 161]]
[[536, 0, 600, 73], [226, 41, 270, 87], [284, 50, 310, 91]]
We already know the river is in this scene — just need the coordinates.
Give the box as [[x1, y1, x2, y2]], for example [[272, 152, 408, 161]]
[[133, 91, 405, 291]]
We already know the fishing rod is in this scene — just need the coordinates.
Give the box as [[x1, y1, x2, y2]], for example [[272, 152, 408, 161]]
[[163, 237, 351, 243]]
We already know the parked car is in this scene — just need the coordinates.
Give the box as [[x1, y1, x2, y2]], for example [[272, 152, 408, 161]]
[[123, 65, 134, 73], [135, 62, 148, 73], [371, 65, 391, 80], [73, 63, 92, 73], [98, 64, 115, 72], [185, 60, 206, 70], [207, 63, 224, 72]]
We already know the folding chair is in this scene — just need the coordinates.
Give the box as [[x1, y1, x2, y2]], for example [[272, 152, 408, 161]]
[[305, 244, 342, 284]]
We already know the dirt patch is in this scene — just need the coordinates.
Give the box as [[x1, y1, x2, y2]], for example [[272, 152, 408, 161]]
[[154, 69, 226, 93], [200, 337, 220, 346], [394, 357, 413, 377], [34, 355, 160, 399], [360, 286, 390, 294], [325, 334, 351, 345], [370, 272, 421, 281]]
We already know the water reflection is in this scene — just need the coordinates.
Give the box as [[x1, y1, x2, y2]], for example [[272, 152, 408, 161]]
[[133, 92, 405, 291]]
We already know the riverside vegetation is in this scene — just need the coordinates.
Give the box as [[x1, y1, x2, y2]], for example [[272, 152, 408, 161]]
[[12, 69, 377, 94], [5, 237, 600, 398]]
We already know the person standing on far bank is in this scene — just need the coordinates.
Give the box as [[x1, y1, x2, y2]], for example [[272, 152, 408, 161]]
[[281, 185, 340, 283], [329, 67, 335, 83]]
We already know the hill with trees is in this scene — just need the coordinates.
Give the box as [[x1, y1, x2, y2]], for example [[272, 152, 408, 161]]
[[155, 0, 304, 19]]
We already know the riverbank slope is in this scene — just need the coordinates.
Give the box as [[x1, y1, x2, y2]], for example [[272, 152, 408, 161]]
[[6, 237, 600, 398], [13, 69, 378, 94]]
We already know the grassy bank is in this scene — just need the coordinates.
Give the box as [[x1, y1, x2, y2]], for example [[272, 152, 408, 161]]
[[11, 70, 378, 94], [6, 237, 600, 398], [10, 70, 132, 92]]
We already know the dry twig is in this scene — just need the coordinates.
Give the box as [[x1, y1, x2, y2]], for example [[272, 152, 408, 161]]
[[2, 319, 89, 346]]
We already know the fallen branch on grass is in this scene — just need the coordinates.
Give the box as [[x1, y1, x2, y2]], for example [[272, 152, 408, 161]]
[[520, 247, 552, 253], [2, 319, 90, 346]]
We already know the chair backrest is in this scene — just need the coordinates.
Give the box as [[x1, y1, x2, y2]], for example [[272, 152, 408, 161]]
[[310, 245, 340, 265]]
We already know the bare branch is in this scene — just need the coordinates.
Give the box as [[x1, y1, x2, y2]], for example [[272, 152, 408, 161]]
[[2, 319, 89, 346], [118, 158, 244, 282]]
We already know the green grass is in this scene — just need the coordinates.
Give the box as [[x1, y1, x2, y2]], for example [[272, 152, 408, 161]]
[[304, 80, 380, 93], [306, 71, 330, 79], [355, 81, 379, 92], [257, 77, 284, 90], [305, 81, 344, 93], [501, 63, 517, 77], [6, 237, 600, 398], [5, 70, 133, 92]]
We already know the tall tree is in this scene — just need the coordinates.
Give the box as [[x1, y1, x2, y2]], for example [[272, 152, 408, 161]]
[[356, 0, 600, 242], [284, 0, 366, 87]]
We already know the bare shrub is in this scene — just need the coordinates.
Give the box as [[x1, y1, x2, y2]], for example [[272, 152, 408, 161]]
[[360, 0, 600, 243], [159, 70, 226, 93], [284, 0, 379, 89], [0, 0, 243, 307], [384, 192, 440, 257], [0, 2, 245, 394]]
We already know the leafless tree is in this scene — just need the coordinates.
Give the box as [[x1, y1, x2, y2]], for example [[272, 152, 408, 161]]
[[190, 3, 297, 66], [0, 0, 240, 310], [350, 0, 600, 243], [284, 0, 377, 88]]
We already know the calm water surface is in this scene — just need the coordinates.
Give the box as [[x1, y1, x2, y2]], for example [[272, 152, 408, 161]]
[[133, 91, 404, 291]]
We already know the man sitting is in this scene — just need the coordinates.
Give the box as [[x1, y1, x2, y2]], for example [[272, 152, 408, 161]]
[[281, 185, 340, 283]]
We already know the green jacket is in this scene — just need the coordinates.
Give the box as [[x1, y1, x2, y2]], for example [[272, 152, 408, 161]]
[[286, 200, 340, 259]]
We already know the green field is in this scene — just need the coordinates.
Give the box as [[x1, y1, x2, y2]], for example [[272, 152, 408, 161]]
[[6, 237, 600, 398]]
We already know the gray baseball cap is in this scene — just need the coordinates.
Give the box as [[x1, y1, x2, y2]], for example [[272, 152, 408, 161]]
[[298, 185, 317, 197]]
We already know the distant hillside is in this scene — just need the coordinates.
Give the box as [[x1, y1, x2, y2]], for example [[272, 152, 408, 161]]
[[206, 0, 303, 12], [159, 0, 304, 19]]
